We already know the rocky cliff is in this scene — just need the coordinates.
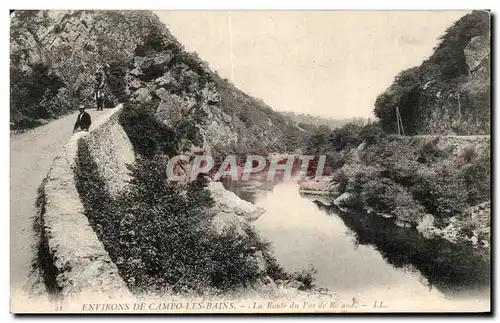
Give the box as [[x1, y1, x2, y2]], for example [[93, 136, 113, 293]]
[[10, 10, 304, 154], [10, 10, 171, 128], [374, 10, 490, 135]]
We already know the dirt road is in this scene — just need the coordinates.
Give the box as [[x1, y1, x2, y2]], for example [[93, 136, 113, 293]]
[[10, 109, 104, 295]]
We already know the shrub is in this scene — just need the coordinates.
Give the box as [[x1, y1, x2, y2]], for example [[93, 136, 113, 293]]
[[115, 164, 217, 293], [291, 265, 317, 290], [10, 63, 66, 129], [459, 147, 490, 205], [410, 165, 468, 224], [460, 144, 477, 163], [343, 163, 381, 193], [114, 157, 273, 294], [417, 137, 449, 164], [331, 170, 348, 193], [304, 125, 332, 154], [363, 138, 420, 187], [330, 123, 363, 151], [75, 141, 287, 295], [104, 61, 129, 102], [359, 177, 425, 223], [262, 250, 290, 282], [359, 123, 385, 145]]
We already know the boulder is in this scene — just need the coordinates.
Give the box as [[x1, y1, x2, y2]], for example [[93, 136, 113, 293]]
[[470, 236, 478, 245], [221, 112, 232, 123], [183, 70, 200, 93], [138, 52, 173, 79], [298, 176, 337, 193], [356, 141, 367, 153], [416, 214, 436, 239], [251, 275, 278, 294], [154, 88, 170, 101], [208, 182, 266, 222], [154, 72, 177, 89], [128, 78, 142, 90], [133, 87, 152, 103], [394, 219, 412, 228], [129, 68, 143, 77], [155, 95, 185, 127], [210, 212, 248, 236], [134, 56, 147, 68]]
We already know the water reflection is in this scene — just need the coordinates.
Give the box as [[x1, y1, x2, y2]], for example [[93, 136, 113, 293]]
[[312, 200, 490, 296], [224, 180, 490, 304]]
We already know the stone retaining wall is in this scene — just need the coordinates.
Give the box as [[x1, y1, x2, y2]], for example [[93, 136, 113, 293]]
[[39, 104, 134, 300]]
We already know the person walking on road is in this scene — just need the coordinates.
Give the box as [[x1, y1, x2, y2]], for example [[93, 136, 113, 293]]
[[73, 105, 91, 132], [95, 70, 106, 111]]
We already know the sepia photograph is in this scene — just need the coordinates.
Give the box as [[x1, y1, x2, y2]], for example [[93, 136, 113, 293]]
[[9, 8, 491, 314]]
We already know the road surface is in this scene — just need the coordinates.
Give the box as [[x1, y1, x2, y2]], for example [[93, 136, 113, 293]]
[[10, 109, 104, 295]]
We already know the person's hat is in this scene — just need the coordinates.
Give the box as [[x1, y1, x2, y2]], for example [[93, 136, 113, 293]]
[[78, 105, 85, 110]]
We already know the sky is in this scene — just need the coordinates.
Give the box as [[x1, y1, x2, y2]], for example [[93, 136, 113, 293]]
[[155, 11, 468, 119]]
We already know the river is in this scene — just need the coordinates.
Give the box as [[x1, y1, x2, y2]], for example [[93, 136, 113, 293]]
[[223, 179, 490, 311]]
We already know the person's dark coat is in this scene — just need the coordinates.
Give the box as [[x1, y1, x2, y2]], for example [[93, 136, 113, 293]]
[[74, 111, 91, 131]]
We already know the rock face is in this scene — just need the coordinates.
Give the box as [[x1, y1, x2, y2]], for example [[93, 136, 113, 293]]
[[10, 10, 180, 129], [464, 36, 490, 72], [408, 33, 490, 135], [374, 10, 490, 135], [11, 10, 305, 152], [124, 44, 302, 152]]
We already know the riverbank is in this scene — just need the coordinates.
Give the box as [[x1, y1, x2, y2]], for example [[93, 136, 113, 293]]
[[298, 134, 491, 254], [226, 180, 489, 308]]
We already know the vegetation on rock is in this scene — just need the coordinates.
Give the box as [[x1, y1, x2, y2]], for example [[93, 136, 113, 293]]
[[303, 121, 490, 250], [10, 10, 177, 129], [374, 10, 490, 135]]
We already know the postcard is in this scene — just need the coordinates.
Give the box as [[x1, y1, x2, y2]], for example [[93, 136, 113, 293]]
[[10, 9, 491, 314]]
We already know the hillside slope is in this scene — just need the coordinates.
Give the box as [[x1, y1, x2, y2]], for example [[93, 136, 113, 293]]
[[374, 10, 490, 135], [10, 10, 304, 153], [280, 111, 367, 131]]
